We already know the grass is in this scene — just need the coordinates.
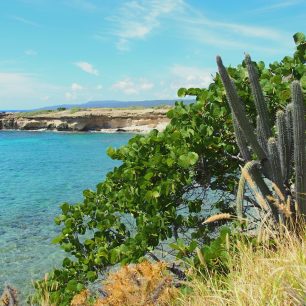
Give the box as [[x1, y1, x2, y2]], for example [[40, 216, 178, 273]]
[[24, 224, 305, 305], [16, 110, 55, 117], [177, 226, 306, 306], [70, 107, 87, 114]]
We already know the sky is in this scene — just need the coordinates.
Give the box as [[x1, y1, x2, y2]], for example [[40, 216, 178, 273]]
[[0, 0, 305, 110]]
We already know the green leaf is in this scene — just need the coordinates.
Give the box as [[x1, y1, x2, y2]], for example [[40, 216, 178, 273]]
[[293, 32, 306, 45], [106, 146, 116, 158], [87, 271, 97, 281], [178, 152, 199, 168], [60, 203, 70, 214], [66, 280, 78, 292], [177, 88, 187, 97], [51, 234, 63, 244], [300, 75, 306, 90]]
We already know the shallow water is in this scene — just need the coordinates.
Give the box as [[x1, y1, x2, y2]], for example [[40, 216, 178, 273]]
[[0, 131, 131, 298]]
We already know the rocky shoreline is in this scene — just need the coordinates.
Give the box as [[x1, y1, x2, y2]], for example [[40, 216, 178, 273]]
[[0, 108, 171, 133]]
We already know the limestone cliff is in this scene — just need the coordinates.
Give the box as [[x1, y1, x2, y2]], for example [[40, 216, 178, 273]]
[[0, 108, 170, 133]]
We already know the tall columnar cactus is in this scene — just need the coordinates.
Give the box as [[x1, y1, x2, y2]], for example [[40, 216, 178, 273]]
[[256, 115, 268, 155], [232, 117, 251, 161], [216, 56, 268, 162], [245, 54, 272, 142], [236, 161, 270, 219], [216, 54, 306, 223], [291, 81, 306, 216], [276, 110, 291, 182], [267, 137, 284, 196]]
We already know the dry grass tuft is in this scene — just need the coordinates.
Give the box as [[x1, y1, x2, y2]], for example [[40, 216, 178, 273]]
[[94, 261, 178, 306], [70, 290, 90, 306], [0, 285, 18, 306], [202, 213, 232, 224], [178, 228, 306, 306]]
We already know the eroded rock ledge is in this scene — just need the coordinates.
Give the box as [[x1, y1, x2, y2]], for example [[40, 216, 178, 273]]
[[0, 108, 171, 133]]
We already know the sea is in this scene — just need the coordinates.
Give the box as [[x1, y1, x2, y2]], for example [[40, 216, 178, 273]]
[[0, 130, 132, 299]]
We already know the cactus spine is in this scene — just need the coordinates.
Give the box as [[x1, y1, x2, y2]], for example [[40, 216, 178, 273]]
[[291, 81, 306, 216]]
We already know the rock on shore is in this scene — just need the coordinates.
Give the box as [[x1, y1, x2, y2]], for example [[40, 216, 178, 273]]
[[0, 108, 171, 133]]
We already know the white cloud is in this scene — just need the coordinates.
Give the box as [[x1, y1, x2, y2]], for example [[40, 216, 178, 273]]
[[254, 0, 302, 12], [24, 49, 37, 56], [107, 0, 287, 52], [168, 3, 286, 51], [75, 61, 99, 76], [112, 78, 154, 95], [65, 92, 75, 100], [71, 83, 83, 91], [65, 83, 84, 100], [11, 15, 40, 27], [110, 0, 184, 50], [170, 65, 213, 90], [0, 72, 60, 109], [96, 84, 103, 90]]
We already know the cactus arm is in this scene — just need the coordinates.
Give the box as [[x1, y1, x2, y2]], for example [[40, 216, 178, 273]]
[[256, 115, 268, 155], [245, 54, 272, 140], [276, 110, 290, 183], [216, 56, 267, 161], [237, 161, 278, 221], [291, 81, 306, 216], [268, 137, 285, 196], [233, 116, 252, 161], [285, 103, 294, 179], [236, 161, 260, 218]]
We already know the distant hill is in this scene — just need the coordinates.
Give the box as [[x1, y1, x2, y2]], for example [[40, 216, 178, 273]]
[[34, 99, 194, 111], [1, 99, 195, 112]]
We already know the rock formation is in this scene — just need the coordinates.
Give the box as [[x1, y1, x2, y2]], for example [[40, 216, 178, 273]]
[[0, 108, 170, 133]]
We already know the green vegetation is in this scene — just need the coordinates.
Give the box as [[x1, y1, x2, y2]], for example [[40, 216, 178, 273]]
[[70, 107, 87, 114], [17, 109, 54, 117], [30, 33, 305, 305], [178, 228, 305, 306]]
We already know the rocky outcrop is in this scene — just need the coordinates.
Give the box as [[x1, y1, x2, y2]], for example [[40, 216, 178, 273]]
[[0, 108, 171, 133]]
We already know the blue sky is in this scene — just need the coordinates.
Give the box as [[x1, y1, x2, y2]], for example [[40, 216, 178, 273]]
[[0, 0, 305, 110]]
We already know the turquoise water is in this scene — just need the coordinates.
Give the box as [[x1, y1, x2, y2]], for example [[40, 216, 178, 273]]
[[0, 131, 131, 297]]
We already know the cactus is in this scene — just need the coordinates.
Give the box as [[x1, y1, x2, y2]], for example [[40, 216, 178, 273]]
[[236, 161, 270, 219], [217, 55, 306, 224], [245, 54, 271, 141], [267, 137, 284, 195], [216, 56, 267, 162], [232, 117, 251, 161], [256, 115, 268, 155], [291, 81, 306, 216], [285, 104, 294, 155], [276, 110, 290, 182]]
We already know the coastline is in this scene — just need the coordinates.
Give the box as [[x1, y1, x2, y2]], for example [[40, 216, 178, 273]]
[[0, 107, 170, 134]]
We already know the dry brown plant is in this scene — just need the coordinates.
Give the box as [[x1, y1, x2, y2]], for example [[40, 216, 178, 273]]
[[94, 261, 178, 306]]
